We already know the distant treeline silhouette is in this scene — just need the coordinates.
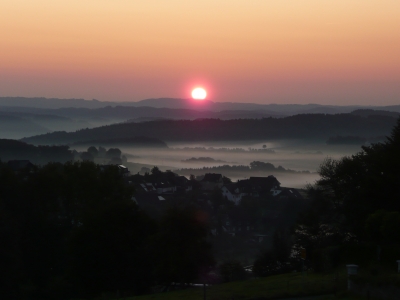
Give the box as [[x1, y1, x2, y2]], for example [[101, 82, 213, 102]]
[[0, 139, 72, 164], [73, 136, 168, 148], [174, 146, 275, 153], [181, 157, 227, 163], [175, 161, 312, 175], [22, 114, 397, 145], [326, 135, 387, 145], [326, 135, 367, 145]]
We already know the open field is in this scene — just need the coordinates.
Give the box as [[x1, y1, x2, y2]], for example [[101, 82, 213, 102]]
[[127, 270, 350, 300]]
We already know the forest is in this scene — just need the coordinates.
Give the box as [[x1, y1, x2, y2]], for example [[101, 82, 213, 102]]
[[21, 113, 397, 145]]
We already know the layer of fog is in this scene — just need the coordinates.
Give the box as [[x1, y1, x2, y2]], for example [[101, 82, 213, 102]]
[[74, 139, 362, 189]]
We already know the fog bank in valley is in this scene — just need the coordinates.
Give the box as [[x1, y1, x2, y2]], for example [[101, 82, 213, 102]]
[[74, 139, 363, 188]]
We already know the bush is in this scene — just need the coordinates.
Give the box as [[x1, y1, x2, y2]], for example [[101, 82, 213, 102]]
[[312, 246, 340, 272], [219, 261, 247, 282]]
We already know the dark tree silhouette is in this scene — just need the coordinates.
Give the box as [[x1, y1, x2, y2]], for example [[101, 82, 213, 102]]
[[151, 207, 214, 285]]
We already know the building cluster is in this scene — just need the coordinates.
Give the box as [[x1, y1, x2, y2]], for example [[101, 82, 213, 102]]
[[6, 160, 304, 243], [127, 167, 303, 243]]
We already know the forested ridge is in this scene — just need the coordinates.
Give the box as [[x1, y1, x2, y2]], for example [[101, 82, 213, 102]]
[[21, 114, 396, 145]]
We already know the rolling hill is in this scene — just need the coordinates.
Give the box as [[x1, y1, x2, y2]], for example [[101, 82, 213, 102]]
[[21, 114, 397, 145]]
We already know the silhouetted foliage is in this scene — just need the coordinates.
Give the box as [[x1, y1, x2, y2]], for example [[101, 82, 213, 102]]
[[68, 201, 157, 296], [87, 146, 98, 157], [219, 261, 247, 282], [0, 139, 73, 164], [294, 117, 400, 270], [0, 160, 217, 298], [105, 148, 121, 159], [80, 151, 94, 161], [326, 135, 366, 145], [151, 207, 215, 285]]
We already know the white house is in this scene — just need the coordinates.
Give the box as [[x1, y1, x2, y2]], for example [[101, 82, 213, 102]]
[[222, 184, 246, 205]]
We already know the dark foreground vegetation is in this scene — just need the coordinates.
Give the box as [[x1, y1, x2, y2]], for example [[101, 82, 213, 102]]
[[176, 160, 313, 176], [1, 117, 400, 300], [0, 162, 215, 299]]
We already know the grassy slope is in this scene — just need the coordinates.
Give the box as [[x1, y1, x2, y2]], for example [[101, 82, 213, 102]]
[[127, 271, 352, 300]]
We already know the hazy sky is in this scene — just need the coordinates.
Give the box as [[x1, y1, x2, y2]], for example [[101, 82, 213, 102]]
[[1, 0, 399, 105]]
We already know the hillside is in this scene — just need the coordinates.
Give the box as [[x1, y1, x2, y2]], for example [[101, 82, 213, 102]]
[[2, 96, 400, 114], [0, 112, 49, 139], [21, 114, 397, 145], [0, 139, 73, 164], [73, 136, 168, 148]]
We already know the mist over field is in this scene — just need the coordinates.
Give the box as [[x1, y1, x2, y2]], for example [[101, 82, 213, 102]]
[[70, 139, 363, 188]]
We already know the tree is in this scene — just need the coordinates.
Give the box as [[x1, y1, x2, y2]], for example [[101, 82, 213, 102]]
[[252, 229, 293, 277], [0, 160, 140, 299], [87, 146, 98, 157], [295, 117, 400, 252], [68, 201, 157, 297], [250, 161, 275, 171], [106, 148, 121, 159], [98, 146, 106, 157], [222, 176, 232, 184], [80, 152, 94, 161], [365, 210, 400, 244], [151, 207, 214, 285], [219, 261, 246, 282], [151, 166, 161, 174]]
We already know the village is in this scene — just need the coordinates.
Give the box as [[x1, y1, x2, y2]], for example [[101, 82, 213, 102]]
[[6, 158, 306, 248], [113, 163, 305, 247]]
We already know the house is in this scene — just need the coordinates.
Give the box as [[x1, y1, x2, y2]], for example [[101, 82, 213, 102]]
[[7, 160, 36, 174], [131, 193, 167, 218], [169, 175, 193, 192], [274, 187, 303, 199], [132, 193, 166, 206], [252, 234, 269, 243], [99, 164, 131, 177], [236, 175, 281, 198], [117, 164, 131, 177], [137, 183, 157, 193], [152, 181, 177, 194], [222, 184, 246, 205], [249, 176, 280, 191], [201, 173, 223, 190]]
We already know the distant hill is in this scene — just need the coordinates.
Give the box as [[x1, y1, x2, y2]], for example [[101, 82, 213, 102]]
[[326, 136, 367, 145], [21, 114, 398, 145], [350, 109, 400, 118], [0, 139, 73, 164], [73, 136, 168, 148], [0, 97, 107, 109], [0, 110, 104, 139], [45, 106, 284, 120], [181, 157, 227, 163], [2, 96, 400, 115], [0, 112, 50, 139]]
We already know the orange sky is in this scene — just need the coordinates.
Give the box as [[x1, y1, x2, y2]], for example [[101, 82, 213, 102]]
[[1, 0, 399, 105]]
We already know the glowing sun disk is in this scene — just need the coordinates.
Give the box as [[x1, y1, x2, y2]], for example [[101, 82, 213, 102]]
[[192, 87, 207, 100]]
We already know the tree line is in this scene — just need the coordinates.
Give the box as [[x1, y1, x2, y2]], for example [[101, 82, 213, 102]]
[[22, 113, 397, 144], [0, 162, 214, 299]]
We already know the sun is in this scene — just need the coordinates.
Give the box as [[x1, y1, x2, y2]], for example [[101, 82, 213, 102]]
[[191, 87, 207, 100]]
